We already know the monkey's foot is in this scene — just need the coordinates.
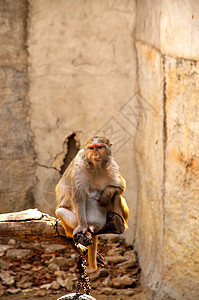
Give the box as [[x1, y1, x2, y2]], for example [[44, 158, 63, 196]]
[[96, 252, 104, 268], [74, 230, 93, 247], [96, 212, 125, 235]]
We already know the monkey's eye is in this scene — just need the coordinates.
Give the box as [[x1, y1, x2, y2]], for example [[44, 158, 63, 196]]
[[97, 146, 103, 149], [89, 147, 94, 150]]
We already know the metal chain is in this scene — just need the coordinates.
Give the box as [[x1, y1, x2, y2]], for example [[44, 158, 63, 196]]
[[54, 220, 92, 300], [76, 255, 91, 295], [54, 219, 69, 241]]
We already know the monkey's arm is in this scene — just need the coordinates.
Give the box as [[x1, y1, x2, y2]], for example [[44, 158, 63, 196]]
[[99, 185, 123, 207], [73, 192, 87, 230]]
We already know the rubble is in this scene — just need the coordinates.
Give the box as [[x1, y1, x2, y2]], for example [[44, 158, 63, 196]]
[[0, 272, 15, 286], [0, 236, 141, 297], [6, 249, 32, 259]]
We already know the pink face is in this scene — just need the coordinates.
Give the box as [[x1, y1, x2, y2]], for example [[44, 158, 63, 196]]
[[86, 142, 107, 164]]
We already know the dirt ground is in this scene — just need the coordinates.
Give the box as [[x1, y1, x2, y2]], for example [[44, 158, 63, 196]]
[[0, 289, 147, 300], [0, 236, 148, 300]]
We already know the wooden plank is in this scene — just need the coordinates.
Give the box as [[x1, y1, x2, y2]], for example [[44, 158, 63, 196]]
[[0, 208, 43, 221], [0, 209, 87, 257]]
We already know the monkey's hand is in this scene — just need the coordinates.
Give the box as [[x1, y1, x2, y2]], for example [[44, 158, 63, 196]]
[[99, 186, 120, 207], [73, 226, 92, 246]]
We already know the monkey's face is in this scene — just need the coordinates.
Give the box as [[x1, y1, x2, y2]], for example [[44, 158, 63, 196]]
[[86, 142, 108, 165]]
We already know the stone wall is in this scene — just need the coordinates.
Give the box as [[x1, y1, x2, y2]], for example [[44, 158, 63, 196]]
[[1, 1, 199, 299], [135, 0, 199, 299], [0, 0, 35, 213], [27, 0, 137, 243]]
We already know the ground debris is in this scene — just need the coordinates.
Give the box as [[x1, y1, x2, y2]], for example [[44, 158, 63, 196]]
[[0, 236, 141, 299]]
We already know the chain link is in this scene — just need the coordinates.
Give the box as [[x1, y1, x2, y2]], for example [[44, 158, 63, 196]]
[[76, 255, 91, 296]]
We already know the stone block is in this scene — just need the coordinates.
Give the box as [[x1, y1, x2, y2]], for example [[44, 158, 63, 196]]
[[0, 0, 27, 72], [135, 41, 164, 291], [161, 0, 199, 59], [0, 68, 35, 213], [135, 0, 161, 49], [163, 56, 199, 299]]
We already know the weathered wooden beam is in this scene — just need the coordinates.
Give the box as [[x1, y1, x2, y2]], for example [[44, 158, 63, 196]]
[[0, 209, 87, 257]]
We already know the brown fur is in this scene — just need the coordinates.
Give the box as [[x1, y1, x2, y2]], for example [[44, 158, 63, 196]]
[[55, 136, 129, 269]]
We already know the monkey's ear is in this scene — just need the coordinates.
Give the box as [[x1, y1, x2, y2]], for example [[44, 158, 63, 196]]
[[109, 143, 113, 147]]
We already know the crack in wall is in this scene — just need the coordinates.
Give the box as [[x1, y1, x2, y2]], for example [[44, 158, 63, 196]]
[[132, 43, 140, 247], [36, 134, 80, 174], [52, 133, 80, 174], [162, 54, 167, 273], [60, 133, 80, 175], [36, 163, 56, 170]]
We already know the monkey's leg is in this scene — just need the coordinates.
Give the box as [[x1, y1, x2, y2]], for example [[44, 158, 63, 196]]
[[88, 236, 98, 270], [95, 194, 127, 235], [56, 207, 77, 237], [56, 208, 93, 246], [95, 212, 125, 235]]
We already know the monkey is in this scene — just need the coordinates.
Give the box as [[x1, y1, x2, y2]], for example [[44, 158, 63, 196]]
[[55, 136, 129, 270]]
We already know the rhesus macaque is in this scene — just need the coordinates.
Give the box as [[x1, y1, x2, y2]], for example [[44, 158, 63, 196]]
[[55, 136, 129, 270]]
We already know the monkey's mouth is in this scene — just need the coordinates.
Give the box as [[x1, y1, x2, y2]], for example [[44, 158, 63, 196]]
[[93, 158, 101, 164]]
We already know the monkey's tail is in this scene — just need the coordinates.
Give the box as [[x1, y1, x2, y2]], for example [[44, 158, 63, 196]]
[[120, 196, 129, 230], [88, 235, 98, 270]]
